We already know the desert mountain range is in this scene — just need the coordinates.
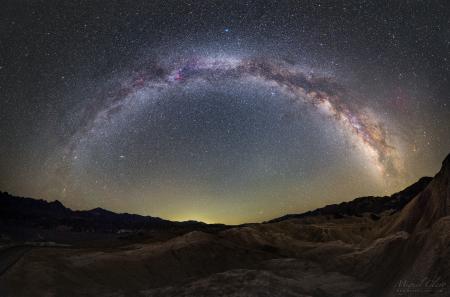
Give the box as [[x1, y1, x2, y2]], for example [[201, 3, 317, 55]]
[[0, 153, 449, 296]]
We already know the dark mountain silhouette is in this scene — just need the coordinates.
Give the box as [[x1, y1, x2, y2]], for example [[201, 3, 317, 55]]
[[0, 192, 220, 234], [0, 175, 433, 233], [0, 153, 449, 297], [267, 176, 432, 223], [0, 168, 438, 244]]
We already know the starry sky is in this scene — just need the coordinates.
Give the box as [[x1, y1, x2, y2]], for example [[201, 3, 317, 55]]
[[1, 1, 449, 224]]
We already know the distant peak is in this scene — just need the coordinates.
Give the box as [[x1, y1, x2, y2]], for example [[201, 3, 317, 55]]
[[442, 153, 450, 171], [89, 207, 114, 214]]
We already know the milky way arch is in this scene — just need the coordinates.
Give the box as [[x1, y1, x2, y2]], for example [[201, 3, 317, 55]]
[[61, 55, 401, 179]]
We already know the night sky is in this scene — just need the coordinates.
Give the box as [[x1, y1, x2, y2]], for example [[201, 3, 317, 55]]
[[1, 1, 449, 224]]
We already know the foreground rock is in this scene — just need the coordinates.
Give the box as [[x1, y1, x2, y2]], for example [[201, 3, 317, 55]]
[[0, 154, 449, 297]]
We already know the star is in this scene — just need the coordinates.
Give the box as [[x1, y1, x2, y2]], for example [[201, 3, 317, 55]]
[[1, 0, 448, 224]]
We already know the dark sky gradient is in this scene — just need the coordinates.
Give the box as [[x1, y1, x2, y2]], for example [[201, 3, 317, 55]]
[[1, 1, 449, 224]]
